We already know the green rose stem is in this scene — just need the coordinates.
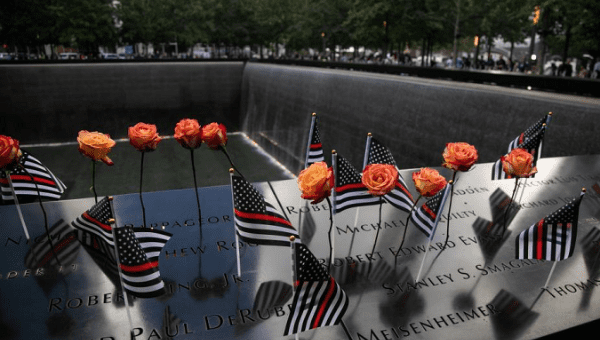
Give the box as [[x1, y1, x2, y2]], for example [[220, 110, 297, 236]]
[[398, 195, 421, 251], [220, 145, 246, 179], [367, 197, 384, 277], [371, 197, 384, 256], [190, 149, 202, 229], [503, 177, 520, 235], [325, 196, 334, 273], [139, 151, 147, 228], [91, 160, 98, 204], [443, 171, 457, 249], [5, 169, 31, 241]]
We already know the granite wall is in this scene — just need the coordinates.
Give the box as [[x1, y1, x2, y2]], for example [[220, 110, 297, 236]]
[[0, 62, 245, 144], [240, 63, 600, 174], [1, 61, 598, 175]]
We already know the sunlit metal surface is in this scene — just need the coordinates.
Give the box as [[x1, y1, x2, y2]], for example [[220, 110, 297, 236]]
[[1, 155, 599, 339]]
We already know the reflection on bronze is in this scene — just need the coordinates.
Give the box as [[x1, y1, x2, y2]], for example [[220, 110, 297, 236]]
[[489, 289, 539, 340], [1, 156, 600, 338]]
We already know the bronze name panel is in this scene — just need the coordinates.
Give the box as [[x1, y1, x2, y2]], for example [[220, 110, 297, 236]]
[[1, 155, 600, 339]]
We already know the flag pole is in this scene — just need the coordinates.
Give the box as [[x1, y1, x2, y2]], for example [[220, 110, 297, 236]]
[[304, 113, 317, 169], [416, 181, 453, 283], [6, 170, 31, 241], [289, 236, 300, 340], [363, 132, 372, 170], [106, 196, 135, 338], [340, 320, 353, 340], [229, 169, 242, 277], [543, 261, 558, 289], [331, 150, 338, 272]]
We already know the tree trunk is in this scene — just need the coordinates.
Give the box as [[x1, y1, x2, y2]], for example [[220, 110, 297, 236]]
[[421, 38, 426, 67]]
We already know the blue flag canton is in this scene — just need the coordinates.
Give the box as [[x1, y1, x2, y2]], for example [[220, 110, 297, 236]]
[[543, 196, 579, 227], [296, 244, 328, 281], [311, 123, 322, 145], [368, 138, 397, 166], [424, 188, 445, 213], [335, 156, 362, 187], [232, 176, 267, 214], [115, 227, 150, 267], [89, 197, 113, 224]]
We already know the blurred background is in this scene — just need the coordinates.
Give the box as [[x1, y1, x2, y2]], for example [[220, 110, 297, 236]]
[[1, 0, 600, 77]]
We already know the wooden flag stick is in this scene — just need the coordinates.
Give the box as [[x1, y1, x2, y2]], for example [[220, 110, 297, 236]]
[[106, 197, 135, 337], [330, 150, 338, 272], [304, 113, 317, 169], [341, 319, 354, 340], [289, 236, 300, 340], [6, 170, 31, 241], [543, 261, 558, 289], [416, 182, 453, 283], [228, 169, 241, 277], [415, 238, 433, 283]]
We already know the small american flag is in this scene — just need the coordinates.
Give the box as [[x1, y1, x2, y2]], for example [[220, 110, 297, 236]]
[[516, 191, 584, 261], [365, 137, 413, 212], [492, 114, 549, 180], [410, 183, 452, 239], [231, 175, 300, 247], [333, 153, 379, 213], [72, 197, 116, 260], [72, 197, 172, 298], [115, 226, 168, 298], [0, 151, 66, 203], [305, 115, 325, 168], [284, 243, 349, 336]]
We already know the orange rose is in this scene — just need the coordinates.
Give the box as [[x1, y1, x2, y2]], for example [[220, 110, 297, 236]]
[[412, 167, 447, 197], [442, 142, 478, 171], [501, 148, 537, 178], [297, 162, 334, 204], [128, 122, 162, 152], [174, 118, 203, 149], [202, 122, 227, 150], [77, 130, 116, 165], [0, 135, 21, 169], [362, 164, 397, 196]]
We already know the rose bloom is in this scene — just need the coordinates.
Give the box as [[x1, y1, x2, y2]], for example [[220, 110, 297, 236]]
[[0, 135, 21, 169], [501, 148, 538, 178], [362, 164, 398, 196], [412, 167, 447, 197], [77, 130, 116, 165], [202, 122, 227, 150], [297, 162, 334, 204], [128, 122, 162, 152], [442, 142, 478, 172], [174, 118, 203, 149]]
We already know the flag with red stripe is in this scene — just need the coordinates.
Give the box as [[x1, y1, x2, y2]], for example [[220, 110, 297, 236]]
[[332, 153, 379, 213], [305, 115, 325, 168], [364, 137, 414, 212], [0, 151, 66, 203], [115, 227, 168, 298], [516, 191, 584, 261], [231, 175, 300, 247], [409, 183, 452, 239], [284, 244, 349, 336], [492, 114, 550, 180], [71, 197, 172, 298]]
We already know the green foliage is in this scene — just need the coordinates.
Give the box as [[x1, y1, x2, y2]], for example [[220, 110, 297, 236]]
[[0, 0, 598, 59]]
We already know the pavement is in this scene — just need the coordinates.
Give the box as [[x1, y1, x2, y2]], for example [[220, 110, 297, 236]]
[[19, 132, 295, 202]]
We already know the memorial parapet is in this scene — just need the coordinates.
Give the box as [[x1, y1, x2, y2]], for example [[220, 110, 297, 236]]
[[1, 155, 599, 339]]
